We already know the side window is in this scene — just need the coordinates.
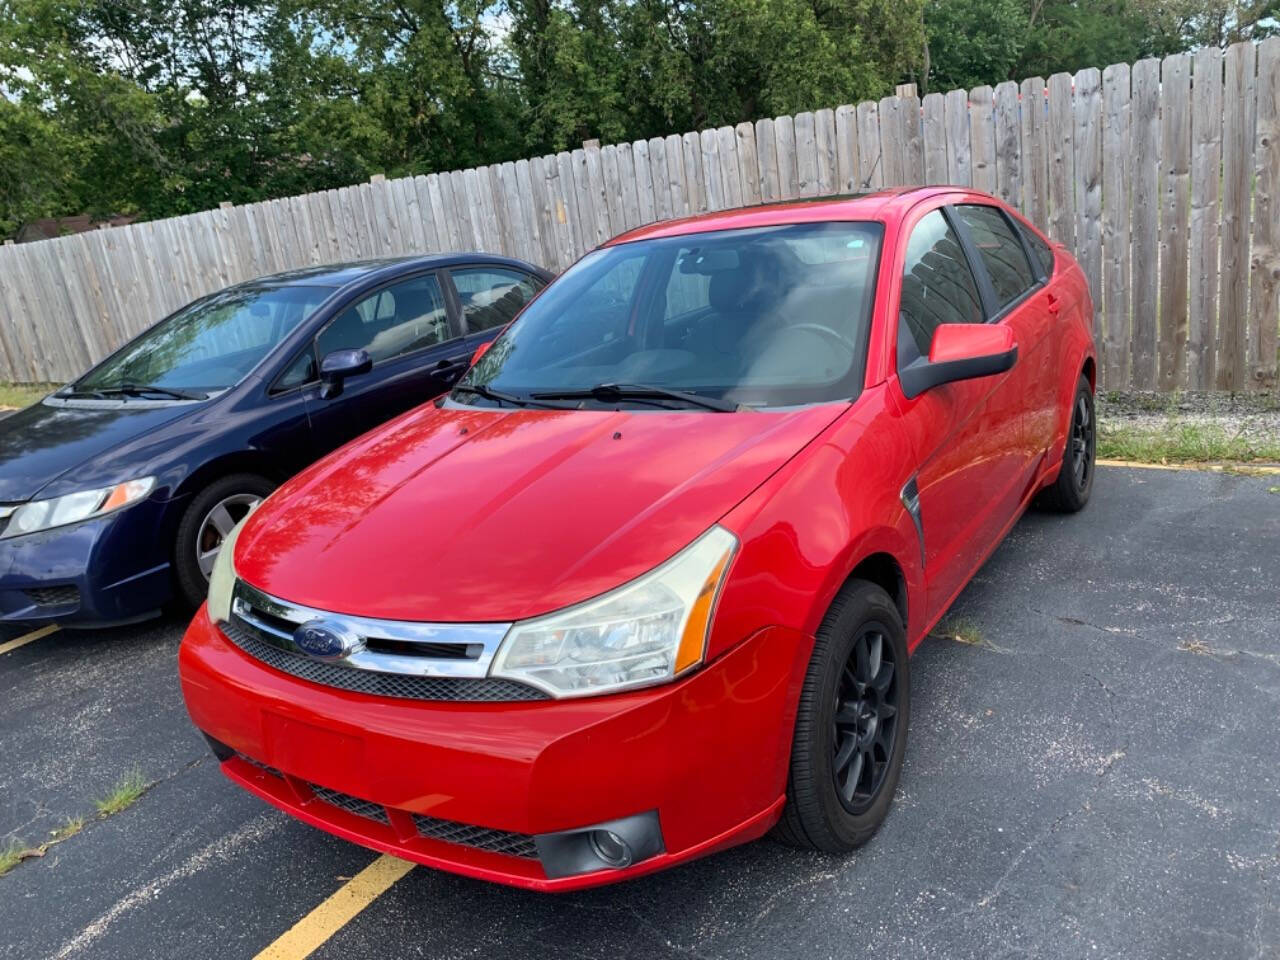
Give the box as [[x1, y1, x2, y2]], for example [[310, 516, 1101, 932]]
[[452, 267, 542, 333], [316, 274, 452, 364], [275, 349, 316, 391], [898, 210, 985, 369], [954, 204, 1037, 308], [1023, 224, 1055, 277]]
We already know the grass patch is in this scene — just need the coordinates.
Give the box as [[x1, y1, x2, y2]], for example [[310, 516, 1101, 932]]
[[0, 839, 30, 877], [95, 768, 148, 816], [0, 382, 57, 409], [50, 816, 86, 842], [935, 615, 984, 646], [1097, 421, 1280, 465]]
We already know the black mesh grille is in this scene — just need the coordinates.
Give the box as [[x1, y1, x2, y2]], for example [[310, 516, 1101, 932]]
[[220, 619, 548, 702], [413, 814, 539, 859], [237, 752, 283, 778], [23, 585, 80, 608], [309, 783, 390, 825]]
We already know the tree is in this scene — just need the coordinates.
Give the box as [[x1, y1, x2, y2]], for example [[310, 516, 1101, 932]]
[[925, 0, 1028, 91]]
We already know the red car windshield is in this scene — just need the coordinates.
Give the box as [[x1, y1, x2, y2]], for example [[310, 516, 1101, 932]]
[[459, 221, 883, 409]]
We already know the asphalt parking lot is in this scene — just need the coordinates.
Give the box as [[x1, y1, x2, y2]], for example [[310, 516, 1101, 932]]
[[2, 464, 1277, 960]]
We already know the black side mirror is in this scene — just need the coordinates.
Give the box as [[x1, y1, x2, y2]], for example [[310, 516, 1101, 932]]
[[319, 348, 372, 399]]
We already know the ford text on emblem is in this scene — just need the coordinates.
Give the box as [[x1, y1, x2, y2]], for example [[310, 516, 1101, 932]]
[[292, 619, 364, 661]]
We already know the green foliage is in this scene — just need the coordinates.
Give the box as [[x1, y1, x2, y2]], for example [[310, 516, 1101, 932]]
[[1, 0, 1276, 238], [925, 0, 1028, 92]]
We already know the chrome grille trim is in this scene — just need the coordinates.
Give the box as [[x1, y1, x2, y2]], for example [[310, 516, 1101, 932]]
[[229, 578, 511, 679], [220, 619, 548, 701]]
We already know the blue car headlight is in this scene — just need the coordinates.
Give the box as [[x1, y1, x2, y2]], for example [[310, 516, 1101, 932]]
[[0, 477, 155, 539]]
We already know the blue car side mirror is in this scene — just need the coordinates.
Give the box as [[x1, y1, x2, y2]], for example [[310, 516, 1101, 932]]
[[319, 349, 372, 399]]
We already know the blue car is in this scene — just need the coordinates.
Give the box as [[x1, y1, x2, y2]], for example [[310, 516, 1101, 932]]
[[0, 254, 550, 626]]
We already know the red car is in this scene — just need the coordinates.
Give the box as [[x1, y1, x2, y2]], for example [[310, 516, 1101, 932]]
[[180, 187, 1096, 891]]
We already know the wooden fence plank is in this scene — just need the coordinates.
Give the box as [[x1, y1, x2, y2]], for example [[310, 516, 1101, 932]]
[[700, 129, 724, 211], [1189, 48, 1224, 389], [1022, 77, 1049, 231], [1074, 67, 1104, 352], [619, 143, 643, 230], [716, 125, 743, 209], [756, 118, 781, 201], [553, 151, 583, 266], [633, 139, 656, 224], [901, 95, 924, 184], [794, 111, 818, 196], [969, 86, 996, 193], [1102, 63, 1132, 388], [1158, 54, 1192, 389], [944, 88, 971, 186], [922, 93, 947, 184], [878, 97, 904, 185], [664, 135, 687, 216], [1047, 73, 1075, 251], [814, 108, 837, 194], [775, 114, 800, 198], [649, 136, 673, 220], [1218, 41, 1256, 391], [736, 122, 761, 205], [681, 132, 707, 212], [834, 106, 859, 192], [600, 145, 625, 233], [1250, 36, 1280, 390], [856, 102, 882, 188], [993, 81, 1022, 209], [1130, 58, 1162, 389]]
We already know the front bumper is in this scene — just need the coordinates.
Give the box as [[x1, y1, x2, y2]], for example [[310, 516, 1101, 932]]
[[0, 501, 172, 625], [179, 608, 809, 891]]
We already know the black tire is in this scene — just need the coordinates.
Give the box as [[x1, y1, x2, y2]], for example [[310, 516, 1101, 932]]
[[774, 579, 910, 853], [172, 473, 275, 610], [1036, 374, 1095, 513]]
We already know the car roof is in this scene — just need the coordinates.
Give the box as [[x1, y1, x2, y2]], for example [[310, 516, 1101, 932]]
[[606, 186, 965, 246], [237, 253, 540, 290]]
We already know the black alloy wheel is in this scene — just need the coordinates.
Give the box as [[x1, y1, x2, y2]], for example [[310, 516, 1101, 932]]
[[832, 627, 900, 814], [1037, 373, 1095, 513]]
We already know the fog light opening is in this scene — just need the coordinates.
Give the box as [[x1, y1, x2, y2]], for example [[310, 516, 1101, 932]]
[[588, 829, 633, 868]]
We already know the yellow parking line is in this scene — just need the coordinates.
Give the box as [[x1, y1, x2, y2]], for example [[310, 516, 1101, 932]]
[[254, 854, 415, 960], [1098, 458, 1280, 475], [0, 624, 59, 655]]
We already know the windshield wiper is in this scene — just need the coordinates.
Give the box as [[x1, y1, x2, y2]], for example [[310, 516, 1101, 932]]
[[531, 382, 741, 413], [452, 383, 569, 410], [96, 383, 207, 401]]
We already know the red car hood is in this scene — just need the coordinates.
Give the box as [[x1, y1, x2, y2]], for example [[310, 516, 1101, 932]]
[[236, 403, 843, 622]]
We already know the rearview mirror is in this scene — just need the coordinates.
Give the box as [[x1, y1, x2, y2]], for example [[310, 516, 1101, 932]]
[[319, 348, 372, 399], [899, 324, 1017, 399], [471, 341, 492, 366]]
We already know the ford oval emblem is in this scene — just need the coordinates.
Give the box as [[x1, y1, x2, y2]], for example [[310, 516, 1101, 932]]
[[292, 619, 364, 662]]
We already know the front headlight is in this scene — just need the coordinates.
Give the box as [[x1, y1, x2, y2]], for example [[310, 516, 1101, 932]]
[[206, 514, 251, 625], [489, 526, 738, 698], [0, 477, 156, 539]]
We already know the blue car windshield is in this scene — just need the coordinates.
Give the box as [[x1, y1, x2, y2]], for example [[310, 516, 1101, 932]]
[[73, 284, 336, 396], [457, 221, 883, 409]]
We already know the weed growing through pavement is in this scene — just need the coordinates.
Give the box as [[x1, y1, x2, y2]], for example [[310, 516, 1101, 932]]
[[95, 768, 149, 816]]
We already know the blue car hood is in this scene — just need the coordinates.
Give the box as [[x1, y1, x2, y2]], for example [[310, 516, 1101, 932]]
[[0, 400, 193, 502]]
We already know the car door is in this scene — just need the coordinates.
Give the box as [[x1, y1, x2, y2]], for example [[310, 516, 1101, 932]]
[[443, 264, 546, 359], [950, 202, 1051, 479], [891, 205, 1029, 624], [300, 270, 471, 455]]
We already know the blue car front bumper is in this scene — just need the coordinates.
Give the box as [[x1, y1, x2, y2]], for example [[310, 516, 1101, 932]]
[[0, 499, 174, 626]]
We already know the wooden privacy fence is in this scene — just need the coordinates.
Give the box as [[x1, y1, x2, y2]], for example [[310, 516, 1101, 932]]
[[1, 39, 1279, 389]]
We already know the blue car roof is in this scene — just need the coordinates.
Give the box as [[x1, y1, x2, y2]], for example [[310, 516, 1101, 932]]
[[245, 254, 535, 289]]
